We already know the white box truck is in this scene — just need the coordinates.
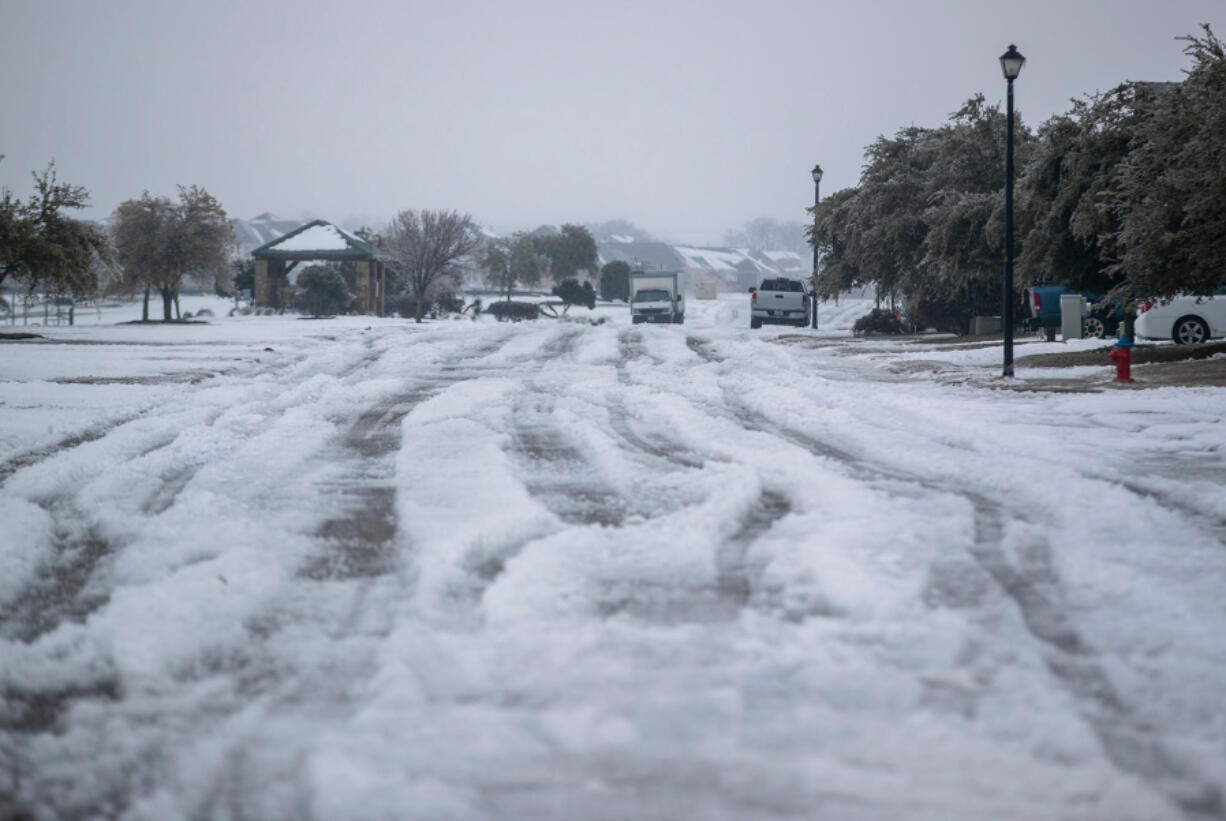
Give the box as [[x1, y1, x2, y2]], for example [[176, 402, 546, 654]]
[[630, 271, 685, 324]]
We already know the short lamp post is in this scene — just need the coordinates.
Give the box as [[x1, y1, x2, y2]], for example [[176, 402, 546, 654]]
[[810, 163, 823, 330], [1000, 44, 1024, 377]]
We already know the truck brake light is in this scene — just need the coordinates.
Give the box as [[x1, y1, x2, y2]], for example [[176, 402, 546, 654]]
[[752, 292, 757, 304], [1033, 292, 1041, 309], [802, 293, 809, 306]]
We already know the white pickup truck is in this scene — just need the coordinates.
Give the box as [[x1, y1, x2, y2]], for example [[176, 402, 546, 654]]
[[631, 272, 685, 325], [749, 277, 809, 329]]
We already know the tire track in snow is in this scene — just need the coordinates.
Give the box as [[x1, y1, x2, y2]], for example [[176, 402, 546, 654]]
[[604, 399, 707, 470], [595, 489, 794, 624], [964, 495, 1222, 818], [298, 385, 429, 581], [1, 329, 525, 818], [614, 327, 663, 385], [721, 382, 1223, 815], [299, 329, 521, 581], [505, 327, 630, 528], [685, 335, 725, 363], [0, 349, 303, 486], [0, 514, 115, 645], [0, 337, 401, 768], [507, 392, 629, 527], [503, 332, 793, 624], [0, 416, 144, 486]]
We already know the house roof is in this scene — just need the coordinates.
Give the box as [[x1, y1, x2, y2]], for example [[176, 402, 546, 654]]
[[251, 219, 387, 260], [596, 241, 685, 271], [672, 246, 777, 275]]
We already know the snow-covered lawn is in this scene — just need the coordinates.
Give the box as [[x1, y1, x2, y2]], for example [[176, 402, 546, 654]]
[[1, 295, 1223, 819]]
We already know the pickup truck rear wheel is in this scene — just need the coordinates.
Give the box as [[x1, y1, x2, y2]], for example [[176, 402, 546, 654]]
[[1082, 317, 1105, 338], [750, 317, 762, 330]]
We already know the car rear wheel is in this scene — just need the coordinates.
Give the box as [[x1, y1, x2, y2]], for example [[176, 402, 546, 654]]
[[1082, 316, 1105, 338], [750, 317, 762, 329], [1172, 316, 1209, 344]]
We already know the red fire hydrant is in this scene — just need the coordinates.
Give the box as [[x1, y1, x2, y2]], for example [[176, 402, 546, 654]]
[[1109, 336, 1134, 383]]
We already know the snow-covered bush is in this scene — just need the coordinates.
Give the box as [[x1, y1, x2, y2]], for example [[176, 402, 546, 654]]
[[552, 278, 596, 311], [852, 308, 905, 336], [294, 266, 352, 317], [487, 301, 541, 322]]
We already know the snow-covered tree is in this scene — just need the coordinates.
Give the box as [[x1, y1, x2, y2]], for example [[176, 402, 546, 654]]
[[536, 224, 598, 281], [1109, 26, 1226, 298], [385, 209, 481, 323], [111, 186, 233, 321], [0, 162, 109, 297], [482, 233, 550, 302]]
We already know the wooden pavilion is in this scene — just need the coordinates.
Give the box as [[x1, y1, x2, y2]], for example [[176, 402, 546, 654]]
[[251, 220, 388, 316]]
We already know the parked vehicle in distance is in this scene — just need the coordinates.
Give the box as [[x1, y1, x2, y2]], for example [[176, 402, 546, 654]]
[[1027, 284, 1123, 338], [630, 271, 684, 324], [1135, 294, 1226, 344], [749, 277, 809, 329]]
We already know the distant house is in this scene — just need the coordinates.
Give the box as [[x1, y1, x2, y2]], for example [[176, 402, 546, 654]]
[[597, 240, 686, 272], [597, 238, 796, 295], [231, 213, 304, 256]]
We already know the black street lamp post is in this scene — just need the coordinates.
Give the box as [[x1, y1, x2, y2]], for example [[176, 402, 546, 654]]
[[810, 163, 822, 330], [1000, 44, 1024, 377]]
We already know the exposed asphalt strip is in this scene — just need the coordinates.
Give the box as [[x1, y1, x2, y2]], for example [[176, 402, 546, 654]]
[[299, 329, 524, 582]]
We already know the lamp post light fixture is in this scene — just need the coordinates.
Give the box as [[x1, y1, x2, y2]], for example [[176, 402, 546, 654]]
[[810, 163, 823, 330], [1000, 44, 1024, 377]]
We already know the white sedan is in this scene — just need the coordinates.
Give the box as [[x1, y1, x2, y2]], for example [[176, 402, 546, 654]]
[[1135, 294, 1226, 344]]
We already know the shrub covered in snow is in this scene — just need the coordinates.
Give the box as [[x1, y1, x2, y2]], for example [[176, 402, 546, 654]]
[[388, 292, 464, 320], [487, 301, 541, 322], [294, 266, 352, 317], [852, 308, 905, 336], [552, 278, 596, 311]]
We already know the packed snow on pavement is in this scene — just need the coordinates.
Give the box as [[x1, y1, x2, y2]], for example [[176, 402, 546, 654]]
[[1, 295, 1224, 820]]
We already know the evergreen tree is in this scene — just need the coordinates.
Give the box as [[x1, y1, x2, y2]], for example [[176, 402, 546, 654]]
[[295, 265, 351, 316], [1110, 26, 1226, 298], [552, 278, 596, 311], [482, 233, 550, 301], [599, 260, 631, 302], [536, 224, 598, 281]]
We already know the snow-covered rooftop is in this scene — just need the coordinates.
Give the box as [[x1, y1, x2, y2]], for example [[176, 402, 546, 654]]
[[251, 219, 381, 259], [673, 246, 775, 274], [271, 223, 359, 252]]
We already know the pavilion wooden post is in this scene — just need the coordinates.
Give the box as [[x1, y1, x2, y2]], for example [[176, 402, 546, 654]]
[[376, 261, 385, 316], [254, 259, 270, 307], [269, 259, 286, 310], [355, 261, 372, 313]]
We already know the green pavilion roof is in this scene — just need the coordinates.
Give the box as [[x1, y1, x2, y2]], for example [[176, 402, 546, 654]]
[[251, 219, 388, 260]]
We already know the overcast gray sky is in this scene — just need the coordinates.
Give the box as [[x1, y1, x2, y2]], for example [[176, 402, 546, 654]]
[[2, 0, 1222, 244]]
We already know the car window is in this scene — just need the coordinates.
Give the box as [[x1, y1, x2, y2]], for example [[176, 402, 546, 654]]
[[787, 281, 804, 292], [759, 280, 777, 291], [634, 289, 670, 303]]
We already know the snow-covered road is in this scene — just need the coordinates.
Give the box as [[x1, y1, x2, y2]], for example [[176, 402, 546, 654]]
[[2, 298, 1224, 820]]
